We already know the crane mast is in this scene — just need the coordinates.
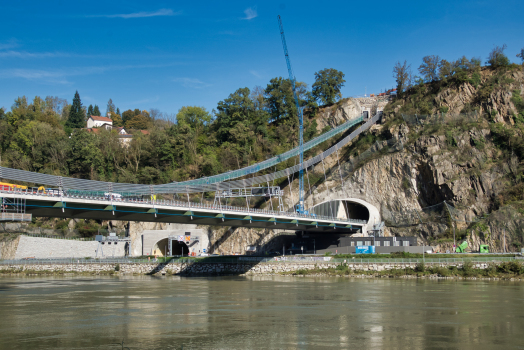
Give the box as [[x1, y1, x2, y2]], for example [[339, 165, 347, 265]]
[[277, 15, 305, 214]]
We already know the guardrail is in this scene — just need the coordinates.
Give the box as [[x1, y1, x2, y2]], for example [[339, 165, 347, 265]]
[[0, 188, 367, 225], [0, 256, 521, 265]]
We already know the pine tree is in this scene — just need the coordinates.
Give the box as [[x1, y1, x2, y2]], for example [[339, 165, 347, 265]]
[[66, 91, 86, 129], [116, 107, 120, 116], [93, 105, 101, 116], [106, 99, 115, 117], [87, 104, 94, 117]]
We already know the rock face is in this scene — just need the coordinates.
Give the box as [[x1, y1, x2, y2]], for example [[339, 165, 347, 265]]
[[333, 66, 524, 251], [0, 235, 21, 260], [314, 98, 362, 130]]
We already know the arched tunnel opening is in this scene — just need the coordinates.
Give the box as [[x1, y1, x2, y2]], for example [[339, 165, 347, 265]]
[[170, 240, 189, 256], [152, 238, 169, 257], [152, 239, 190, 257], [342, 201, 370, 221]]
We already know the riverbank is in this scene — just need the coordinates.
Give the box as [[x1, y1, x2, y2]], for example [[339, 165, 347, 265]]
[[280, 261, 524, 280], [1, 259, 523, 280]]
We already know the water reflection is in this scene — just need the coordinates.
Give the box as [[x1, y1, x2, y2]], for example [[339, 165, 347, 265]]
[[0, 276, 522, 349]]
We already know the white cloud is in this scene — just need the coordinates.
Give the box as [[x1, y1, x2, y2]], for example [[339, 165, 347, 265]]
[[243, 7, 257, 20], [0, 69, 71, 84], [0, 63, 177, 85], [0, 39, 19, 50], [94, 8, 179, 19], [173, 77, 210, 89], [249, 70, 262, 78], [0, 50, 71, 59]]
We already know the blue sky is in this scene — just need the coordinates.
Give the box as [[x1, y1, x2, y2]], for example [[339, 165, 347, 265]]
[[1, 0, 523, 117]]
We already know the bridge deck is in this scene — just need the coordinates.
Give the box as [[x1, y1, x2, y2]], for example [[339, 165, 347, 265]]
[[1, 190, 366, 233]]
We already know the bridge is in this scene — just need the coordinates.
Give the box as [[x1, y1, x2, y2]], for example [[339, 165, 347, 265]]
[[0, 113, 382, 234], [0, 190, 366, 233]]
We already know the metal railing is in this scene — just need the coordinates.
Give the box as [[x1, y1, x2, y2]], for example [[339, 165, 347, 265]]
[[0, 187, 367, 225]]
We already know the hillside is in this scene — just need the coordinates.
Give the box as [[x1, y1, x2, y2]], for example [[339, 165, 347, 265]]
[[315, 63, 524, 252]]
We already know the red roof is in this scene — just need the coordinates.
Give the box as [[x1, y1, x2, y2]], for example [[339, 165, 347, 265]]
[[140, 130, 150, 135], [89, 115, 113, 123]]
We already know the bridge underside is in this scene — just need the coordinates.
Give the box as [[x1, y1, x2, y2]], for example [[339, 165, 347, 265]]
[[23, 199, 361, 234]]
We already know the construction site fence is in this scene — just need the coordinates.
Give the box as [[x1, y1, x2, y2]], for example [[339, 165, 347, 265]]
[[1, 256, 521, 266]]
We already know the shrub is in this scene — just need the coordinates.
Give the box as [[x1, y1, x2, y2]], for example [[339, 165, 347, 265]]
[[432, 266, 451, 277], [469, 72, 481, 88], [483, 264, 497, 277], [55, 219, 69, 232], [74, 219, 101, 237], [486, 44, 510, 69], [114, 264, 120, 272], [461, 261, 476, 277], [445, 130, 457, 147], [415, 262, 425, 273], [498, 261, 524, 275]]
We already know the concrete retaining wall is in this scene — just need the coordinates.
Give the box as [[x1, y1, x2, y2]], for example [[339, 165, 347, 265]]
[[14, 236, 125, 259]]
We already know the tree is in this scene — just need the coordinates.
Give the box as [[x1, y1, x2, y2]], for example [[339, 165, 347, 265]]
[[66, 91, 85, 129], [176, 106, 211, 130], [215, 87, 254, 141], [418, 55, 440, 82], [393, 61, 412, 97], [264, 78, 297, 122], [517, 48, 524, 63], [250, 85, 266, 110], [87, 105, 94, 117], [487, 44, 510, 68], [106, 99, 115, 117], [93, 105, 101, 116], [111, 113, 123, 127], [312, 68, 346, 105], [44, 96, 68, 117], [125, 114, 151, 130], [122, 109, 135, 124], [116, 107, 120, 116], [67, 130, 103, 179]]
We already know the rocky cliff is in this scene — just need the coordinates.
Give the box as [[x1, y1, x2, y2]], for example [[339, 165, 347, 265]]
[[322, 65, 524, 252]]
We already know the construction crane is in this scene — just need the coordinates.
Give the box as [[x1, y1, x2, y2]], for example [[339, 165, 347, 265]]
[[278, 15, 306, 214]]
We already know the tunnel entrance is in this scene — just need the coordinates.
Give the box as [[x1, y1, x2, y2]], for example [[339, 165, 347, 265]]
[[169, 240, 189, 256], [152, 238, 190, 256], [152, 238, 169, 257], [342, 201, 370, 221]]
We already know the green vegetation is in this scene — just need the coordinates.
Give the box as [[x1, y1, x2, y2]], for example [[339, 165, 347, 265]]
[[311, 68, 346, 105], [0, 68, 345, 187], [283, 261, 524, 279]]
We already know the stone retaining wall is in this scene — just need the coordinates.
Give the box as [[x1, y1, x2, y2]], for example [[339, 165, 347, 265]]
[[0, 261, 496, 275]]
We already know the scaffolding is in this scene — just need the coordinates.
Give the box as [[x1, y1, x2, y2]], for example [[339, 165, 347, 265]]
[[214, 187, 285, 212], [0, 196, 31, 222]]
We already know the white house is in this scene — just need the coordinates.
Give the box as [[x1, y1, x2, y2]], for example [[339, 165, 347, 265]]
[[87, 115, 113, 129]]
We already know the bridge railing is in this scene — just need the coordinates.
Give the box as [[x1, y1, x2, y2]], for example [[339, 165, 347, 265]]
[[0, 188, 368, 225]]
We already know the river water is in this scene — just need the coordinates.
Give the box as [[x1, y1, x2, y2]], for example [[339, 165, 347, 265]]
[[0, 276, 522, 350]]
